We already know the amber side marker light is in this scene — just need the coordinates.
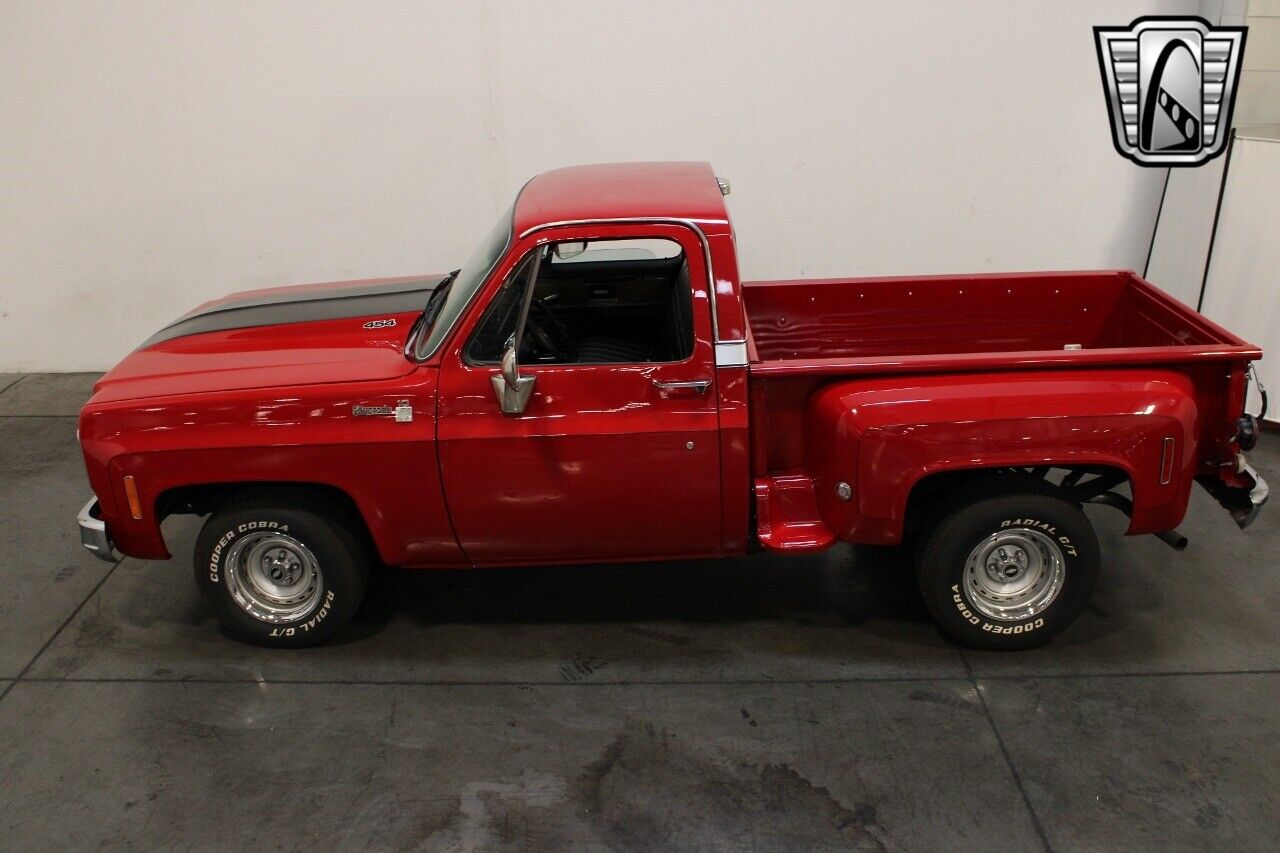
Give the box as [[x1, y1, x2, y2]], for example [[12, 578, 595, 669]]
[[123, 475, 143, 520]]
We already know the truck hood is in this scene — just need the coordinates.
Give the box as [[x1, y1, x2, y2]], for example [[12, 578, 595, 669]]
[[91, 274, 446, 404]]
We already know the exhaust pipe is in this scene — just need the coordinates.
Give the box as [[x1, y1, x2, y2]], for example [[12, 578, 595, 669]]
[[1084, 492, 1188, 551]]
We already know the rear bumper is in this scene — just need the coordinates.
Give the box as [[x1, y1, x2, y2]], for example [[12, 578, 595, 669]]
[[1197, 463, 1269, 529], [77, 497, 117, 562], [1239, 463, 1270, 528]]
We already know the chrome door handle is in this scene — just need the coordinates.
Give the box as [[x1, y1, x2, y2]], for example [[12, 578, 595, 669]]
[[652, 379, 711, 395]]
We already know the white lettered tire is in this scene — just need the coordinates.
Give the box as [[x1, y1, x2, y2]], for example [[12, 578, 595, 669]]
[[194, 498, 370, 647], [915, 483, 1100, 650]]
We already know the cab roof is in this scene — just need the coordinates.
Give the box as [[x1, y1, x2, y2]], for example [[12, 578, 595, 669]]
[[512, 162, 730, 237]]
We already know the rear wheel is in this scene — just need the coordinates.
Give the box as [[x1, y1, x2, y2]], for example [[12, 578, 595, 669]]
[[915, 482, 1100, 650], [194, 498, 370, 647]]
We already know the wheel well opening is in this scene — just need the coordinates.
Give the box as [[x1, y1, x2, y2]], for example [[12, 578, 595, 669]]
[[157, 481, 373, 547], [903, 465, 1133, 538]]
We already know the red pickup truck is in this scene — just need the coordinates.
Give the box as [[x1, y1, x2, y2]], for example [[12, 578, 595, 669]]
[[77, 162, 1267, 649]]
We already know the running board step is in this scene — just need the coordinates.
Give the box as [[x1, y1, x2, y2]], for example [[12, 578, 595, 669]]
[[754, 475, 836, 553]]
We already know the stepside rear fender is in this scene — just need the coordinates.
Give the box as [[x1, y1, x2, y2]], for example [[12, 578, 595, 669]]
[[804, 369, 1200, 544]]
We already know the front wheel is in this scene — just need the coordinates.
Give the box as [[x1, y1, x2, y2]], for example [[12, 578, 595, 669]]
[[194, 498, 370, 647], [915, 486, 1100, 650]]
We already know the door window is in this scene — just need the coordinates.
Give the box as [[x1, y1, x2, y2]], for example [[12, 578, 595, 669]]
[[465, 238, 694, 365]]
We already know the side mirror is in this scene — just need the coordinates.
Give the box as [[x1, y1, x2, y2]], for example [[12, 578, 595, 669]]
[[501, 345, 519, 390], [553, 241, 588, 260], [490, 243, 545, 415], [491, 343, 535, 414]]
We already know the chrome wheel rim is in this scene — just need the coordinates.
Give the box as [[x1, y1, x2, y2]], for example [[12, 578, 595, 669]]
[[962, 528, 1065, 622], [223, 531, 323, 623]]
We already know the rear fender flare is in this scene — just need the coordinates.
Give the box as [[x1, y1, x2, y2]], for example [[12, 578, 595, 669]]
[[805, 370, 1200, 543]]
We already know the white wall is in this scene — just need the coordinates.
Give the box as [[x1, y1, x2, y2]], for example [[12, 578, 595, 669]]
[[0, 0, 1195, 371], [1199, 131, 1280, 414], [1145, 154, 1227, 307], [1147, 0, 1277, 308], [1237, 0, 1280, 123]]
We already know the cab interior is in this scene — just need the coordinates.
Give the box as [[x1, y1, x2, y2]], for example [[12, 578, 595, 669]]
[[467, 239, 694, 365]]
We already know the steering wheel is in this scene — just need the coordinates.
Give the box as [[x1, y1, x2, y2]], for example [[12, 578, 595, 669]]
[[525, 298, 576, 362]]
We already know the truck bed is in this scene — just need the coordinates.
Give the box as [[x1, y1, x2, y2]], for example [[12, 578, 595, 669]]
[[742, 270, 1258, 376], [741, 269, 1262, 504]]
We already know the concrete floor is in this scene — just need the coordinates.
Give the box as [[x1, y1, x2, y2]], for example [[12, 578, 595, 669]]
[[1, 373, 1278, 850]]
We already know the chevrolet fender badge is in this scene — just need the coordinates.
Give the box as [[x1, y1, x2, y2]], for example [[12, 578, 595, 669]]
[[363, 318, 397, 329], [353, 401, 413, 422]]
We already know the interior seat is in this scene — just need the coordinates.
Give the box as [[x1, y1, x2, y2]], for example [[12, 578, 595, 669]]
[[575, 259, 692, 363], [656, 261, 693, 361], [575, 337, 651, 363]]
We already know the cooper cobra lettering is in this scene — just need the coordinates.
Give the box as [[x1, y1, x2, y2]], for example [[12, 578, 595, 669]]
[[951, 585, 1048, 633], [208, 521, 289, 583]]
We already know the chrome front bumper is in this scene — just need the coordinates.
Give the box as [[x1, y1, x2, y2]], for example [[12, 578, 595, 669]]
[[77, 497, 117, 562]]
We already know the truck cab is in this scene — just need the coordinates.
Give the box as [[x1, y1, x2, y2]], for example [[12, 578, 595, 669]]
[[77, 162, 1267, 649]]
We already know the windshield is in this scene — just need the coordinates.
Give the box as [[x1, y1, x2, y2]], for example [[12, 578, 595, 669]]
[[413, 203, 514, 359]]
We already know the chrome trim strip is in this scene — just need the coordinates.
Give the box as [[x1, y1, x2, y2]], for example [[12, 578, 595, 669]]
[[517, 217, 726, 343], [1160, 437, 1175, 485], [77, 497, 117, 562], [714, 340, 748, 368]]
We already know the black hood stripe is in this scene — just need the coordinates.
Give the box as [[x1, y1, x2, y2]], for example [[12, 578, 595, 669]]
[[140, 276, 446, 349]]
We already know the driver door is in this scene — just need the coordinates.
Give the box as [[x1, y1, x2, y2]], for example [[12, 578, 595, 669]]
[[436, 225, 723, 565]]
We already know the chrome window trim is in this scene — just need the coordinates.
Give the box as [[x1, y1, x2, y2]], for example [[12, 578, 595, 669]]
[[461, 237, 704, 370], [408, 201, 519, 363], [414, 210, 740, 366], [517, 217, 726, 343]]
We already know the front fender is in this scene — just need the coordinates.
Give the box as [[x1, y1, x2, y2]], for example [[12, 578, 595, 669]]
[[804, 370, 1199, 544], [76, 369, 460, 566]]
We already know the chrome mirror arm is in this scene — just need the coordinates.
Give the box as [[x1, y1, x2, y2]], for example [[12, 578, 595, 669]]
[[492, 347, 535, 414], [492, 245, 547, 414]]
